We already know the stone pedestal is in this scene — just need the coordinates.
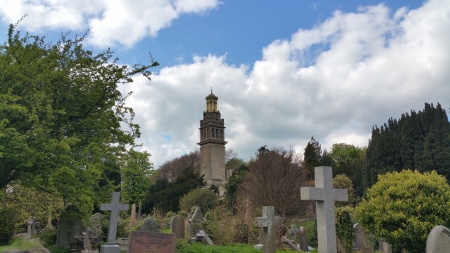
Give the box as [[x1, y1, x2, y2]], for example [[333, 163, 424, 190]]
[[100, 244, 121, 253]]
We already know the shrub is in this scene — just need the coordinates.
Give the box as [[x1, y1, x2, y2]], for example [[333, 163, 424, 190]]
[[0, 207, 16, 245], [178, 210, 188, 218], [179, 188, 218, 212], [355, 170, 450, 252]]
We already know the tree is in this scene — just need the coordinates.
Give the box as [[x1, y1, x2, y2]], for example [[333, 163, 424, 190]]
[[363, 103, 450, 193], [121, 149, 154, 205], [333, 174, 356, 207], [155, 150, 200, 182], [0, 24, 158, 218], [241, 147, 308, 217], [355, 170, 450, 253], [329, 143, 366, 198], [303, 137, 322, 178], [224, 163, 248, 208]]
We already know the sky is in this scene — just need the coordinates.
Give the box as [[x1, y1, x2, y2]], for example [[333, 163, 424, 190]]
[[0, 0, 449, 168]]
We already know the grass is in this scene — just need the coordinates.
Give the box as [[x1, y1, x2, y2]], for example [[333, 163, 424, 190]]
[[0, 238, 42, 252], [175, 241, 318, 253]]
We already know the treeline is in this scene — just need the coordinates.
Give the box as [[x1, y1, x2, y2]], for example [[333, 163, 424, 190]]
[[363, 103, 450, 190]]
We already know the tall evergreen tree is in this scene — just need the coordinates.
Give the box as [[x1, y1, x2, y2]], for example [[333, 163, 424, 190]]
[[363, 103, 450, 193], [303, 136, 322, 178]]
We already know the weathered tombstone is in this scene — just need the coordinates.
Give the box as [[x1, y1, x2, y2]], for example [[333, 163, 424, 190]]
[[85, 213, 103, 244], [255, 206, 282, 253], [128, 204, 137, 228], [353, 223, 366, 253], [300, 166, 348, 253], [171, 215, 185, 239], [299, 227, 308, 252], [56, 206, 82, 247], [290, 224, 299, 242], [80, 232, 99, 253], [25, 217, 33, 240], [140, 217, 159, 232], [188, 206, 204, 239], [378, 239, 392, 253], [128, 231, 175, 253], [426, 225, 450, 253], [100, 192, 129, 253]]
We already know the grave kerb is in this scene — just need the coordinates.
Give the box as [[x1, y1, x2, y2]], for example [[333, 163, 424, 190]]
[[100, 192, 128, 253]]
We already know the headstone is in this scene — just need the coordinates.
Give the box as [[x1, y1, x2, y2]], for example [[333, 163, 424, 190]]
[[255, 206, 282, 253], [100, 192, 129, 253], [85, 213, 102, 243], [353, 223, 366, 253], [290, 224, 299, 242], [75, 232, 99, 253], [25, 217, 33, 240], [171, 215, 185, 239], [426, 225, 450, 253], [300, 166, 348, 253], [299, 227, 308, 252], [128, 204, 137, 228], [56, 206, 82, 247], [140, 217, 159, 232], [83, 232, 93, 250], [188, 206, 205, 222], [128, 231, 175, 253], [378, 239, 392, 253]]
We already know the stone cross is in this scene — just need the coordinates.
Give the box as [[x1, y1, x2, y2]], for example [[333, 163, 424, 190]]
[[100, 192, 128, 253], [25, 216, 33, 240], [300, 166, 348, 253], [255, 206, 282, 253]]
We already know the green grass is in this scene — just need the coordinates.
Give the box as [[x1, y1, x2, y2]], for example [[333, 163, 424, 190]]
[[175, 241, 317, 253], [160, 227, 171, 234], [0, 238, 42, 252]]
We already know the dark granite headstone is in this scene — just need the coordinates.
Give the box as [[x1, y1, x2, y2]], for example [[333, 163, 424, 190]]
[[140, 217, 159, 232], [128, 231, 175, 253], [170, 215, 185, 239], [426, 225, 450, 253], [299, 227, 308, 252]]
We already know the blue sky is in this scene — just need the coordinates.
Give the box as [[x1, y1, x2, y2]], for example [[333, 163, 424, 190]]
[[0, 0, 448, 168]]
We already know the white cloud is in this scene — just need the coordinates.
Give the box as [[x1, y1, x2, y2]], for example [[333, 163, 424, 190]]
[[0, 0, 219, 47], [122, 0, 450, 167]]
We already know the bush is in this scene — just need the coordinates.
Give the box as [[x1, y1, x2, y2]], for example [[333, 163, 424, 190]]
[[0, 207, 16, 245], [355, 170, 450, 253], [335, 207, 355, 253], [38, 229, 57, 247], [178, 210, 188, 218], [179, 188, 218, 212]]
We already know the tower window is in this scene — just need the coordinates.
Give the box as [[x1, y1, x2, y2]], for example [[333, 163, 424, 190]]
[[216, 129, 219, 138], [220, 130, 223, 138], [212, 128, 215, 137]]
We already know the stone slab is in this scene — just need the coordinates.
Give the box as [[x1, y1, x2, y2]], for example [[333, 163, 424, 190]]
[[128, 231, 175, 253]]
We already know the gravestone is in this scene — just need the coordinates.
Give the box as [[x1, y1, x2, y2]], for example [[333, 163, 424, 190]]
[[140, 217, 159, 232], [353, 223, 366, 253], [300, 166, 348, 253], [426, 225, 450, 253], [378, 239, 392, 253], [25, 217, 33, 240], [299, 227, 308, 252], [80, 232, 99, 253], [100, 192, 128, 253], [171, 215, 185, 239], [85, 213, 102, 244], [255, 206, 282, 253], [290, 224, 299, 242], [128, 231, 175, 253], [188, 206, 204, 239], [56, 206, 83, 247], [128, 204, 137, 228]]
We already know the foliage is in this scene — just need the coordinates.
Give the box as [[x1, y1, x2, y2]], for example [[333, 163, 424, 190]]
[[143, 168, 205, 214], [355, 170, 450, 253], [224, 163, 249, 208], [121, 149, 154, 205], [38, 229, 58, 247], [0, 184, 64, 232], [329, 143, 366, 198], [179, 188, 218, 212], [46, 245, 70, 253], [0, 206, 16, 245], [155, 150, 200, 182], [0, 238, 43, 251], [335, 207, 355, 253], [178, 210, 188, 218], [363, 103, 450, 193], [0, 24, 158, 218], [176, 241, 262, 253], [241, 148, 308, 217], [333, 174, 356, 206], [303, 137, 322, 178]]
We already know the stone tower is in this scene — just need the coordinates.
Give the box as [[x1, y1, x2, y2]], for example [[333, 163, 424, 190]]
[[198, 89, 227, 195]]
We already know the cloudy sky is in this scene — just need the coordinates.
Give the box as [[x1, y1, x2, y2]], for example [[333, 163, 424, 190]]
[[1, 0, 449, 168]]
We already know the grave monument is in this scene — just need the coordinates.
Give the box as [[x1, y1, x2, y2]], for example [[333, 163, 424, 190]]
[[255, 206, 282, 253], [100, 192, 128, 253], [300, 166, 348, 253]]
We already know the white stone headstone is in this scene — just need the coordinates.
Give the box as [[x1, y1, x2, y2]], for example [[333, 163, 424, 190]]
[[100, 192, 128, 253], [426, 225, 450, 253], [300, 166, 348, 253]]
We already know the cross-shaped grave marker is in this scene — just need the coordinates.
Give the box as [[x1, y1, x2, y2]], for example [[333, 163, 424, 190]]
[[301, 166, 348, 253], [255, 206, 282, 253], [100, 192, 128, 253]]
